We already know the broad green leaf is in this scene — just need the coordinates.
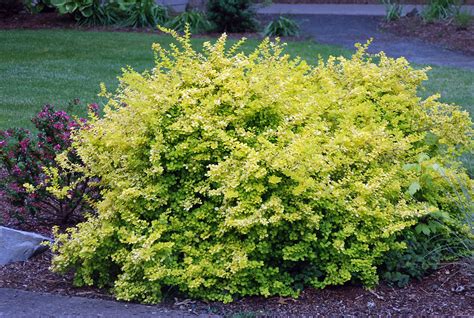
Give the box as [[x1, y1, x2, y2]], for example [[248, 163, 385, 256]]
[[65, 2, 78, 12], [415, 223, 431, 235], [418, 153, 430, 163], [80, 5, 93, 17], [407, 181, 421, 196], [50, 0, 67, 5], [424, 132, 439, 146], [403, 163, 421, 172]]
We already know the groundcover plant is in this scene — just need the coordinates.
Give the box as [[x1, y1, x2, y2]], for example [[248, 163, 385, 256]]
[[50, 28, 473, 304]]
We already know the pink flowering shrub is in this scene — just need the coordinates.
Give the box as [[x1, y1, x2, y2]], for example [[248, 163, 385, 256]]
[[0, 104, 99, 227]]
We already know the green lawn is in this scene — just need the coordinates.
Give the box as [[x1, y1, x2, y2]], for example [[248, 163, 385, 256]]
[[0, 29, 473, 130]]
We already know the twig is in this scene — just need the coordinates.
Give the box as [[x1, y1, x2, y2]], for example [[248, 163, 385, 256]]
[[438, 269, 461, 290], [368, 289, 385, 300]]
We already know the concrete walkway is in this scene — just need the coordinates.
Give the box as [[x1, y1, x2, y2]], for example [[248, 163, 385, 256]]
[[256, 3, 474, 16], [0, 288, 218, 318], [282, 14, 474, 69], [254, 4, 474, 69], [156, 0, 188, 12], [161, 2, 474, 69]]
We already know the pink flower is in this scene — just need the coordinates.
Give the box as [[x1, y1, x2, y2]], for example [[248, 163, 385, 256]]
[[12, 165, 21, 175], [9, 182, 23, 195], [88, 103, 99, 112], [53, 123, 64, 130], [19, 138, 30, 151]]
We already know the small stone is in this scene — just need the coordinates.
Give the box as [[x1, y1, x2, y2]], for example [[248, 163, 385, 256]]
[[405, 8, 418, 17], [453, 286, 465, 293]]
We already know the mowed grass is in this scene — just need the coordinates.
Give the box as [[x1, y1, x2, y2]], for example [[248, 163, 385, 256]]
[[0, 29, 473, 130]]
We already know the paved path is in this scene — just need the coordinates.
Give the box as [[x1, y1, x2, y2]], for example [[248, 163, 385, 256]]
[[254, 4, 474, 69], [0, 288, 218, 318], [156, 0, 188, 12], [282, 14, 474, 69], [157, 2, 474, 69], [257, 3, 474, 16]]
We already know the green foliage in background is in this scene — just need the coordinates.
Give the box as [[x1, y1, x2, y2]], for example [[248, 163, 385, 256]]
[[454, 9, 473, 29], [207, 0, 258, 32], [382, 0, 403, 22], [381, 161, 473, 286], [422, 0, 461, 22], [49, 0, 97, 19], [113, 0, 168, 28], [0, 0, 25, 17], [263, 16, 300, 37], [48, 0, 167, 27], [51, 30, 473, 303], [166, 11, 213, 33]]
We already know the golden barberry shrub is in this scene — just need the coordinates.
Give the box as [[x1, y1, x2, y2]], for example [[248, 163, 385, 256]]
[[51, 29, 473, 303]]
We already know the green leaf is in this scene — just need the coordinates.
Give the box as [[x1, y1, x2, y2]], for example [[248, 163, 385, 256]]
[[421, 174, 433, 188], [65, 2, 78, 12], [50, 0, 67, 5], [415, 223, 431, 235], [431, 163, 445, 175], [431, 210, 450, 220], [418, 153, 430, 163], [407, 181, 421, 196], [424, 132, 439, 146], [403, 163, 421, 172], [80, 5, 93, 17]]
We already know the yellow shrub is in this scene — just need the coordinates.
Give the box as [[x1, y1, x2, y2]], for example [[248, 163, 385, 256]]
[[52, 29, 473, 303]]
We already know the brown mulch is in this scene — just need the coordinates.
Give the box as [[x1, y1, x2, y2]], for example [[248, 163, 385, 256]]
[[380, 16, 474, 56], [0, 12, 76, 30], [0, 11, 312, 49], [0, 11, 305, 42], [0, 11, 167, 33], [0, 251, 473, 316]]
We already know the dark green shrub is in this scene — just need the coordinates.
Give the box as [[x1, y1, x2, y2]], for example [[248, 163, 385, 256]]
[[48, 0, 167, 27], [454, 10, 472, 29], [23, 0, 52, 14], [382, 213, 469, 286], [207, 0, 257, 32], [382, 0, 403, 22], [0, 0, 24, 17], [48, 0, 109, 24], [422, 0, 460, 22], [382, 168, 473, 286], [263, 16, 299, 37], [112, 0, 168, 28]]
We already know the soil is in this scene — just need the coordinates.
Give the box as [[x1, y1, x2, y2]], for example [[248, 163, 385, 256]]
[[381, 16, 474, 56], [0, 11, 76, 30], [0, 251, 473, 316]]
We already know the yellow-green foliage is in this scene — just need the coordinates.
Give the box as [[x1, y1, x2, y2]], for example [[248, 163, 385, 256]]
[[51, 29, 474, 303]]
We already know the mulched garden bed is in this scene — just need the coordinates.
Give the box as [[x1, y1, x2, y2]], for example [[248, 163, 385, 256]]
[[0, 250, 472, 316], [0, 11, 300, 42], [380, 15, 474, 56]]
